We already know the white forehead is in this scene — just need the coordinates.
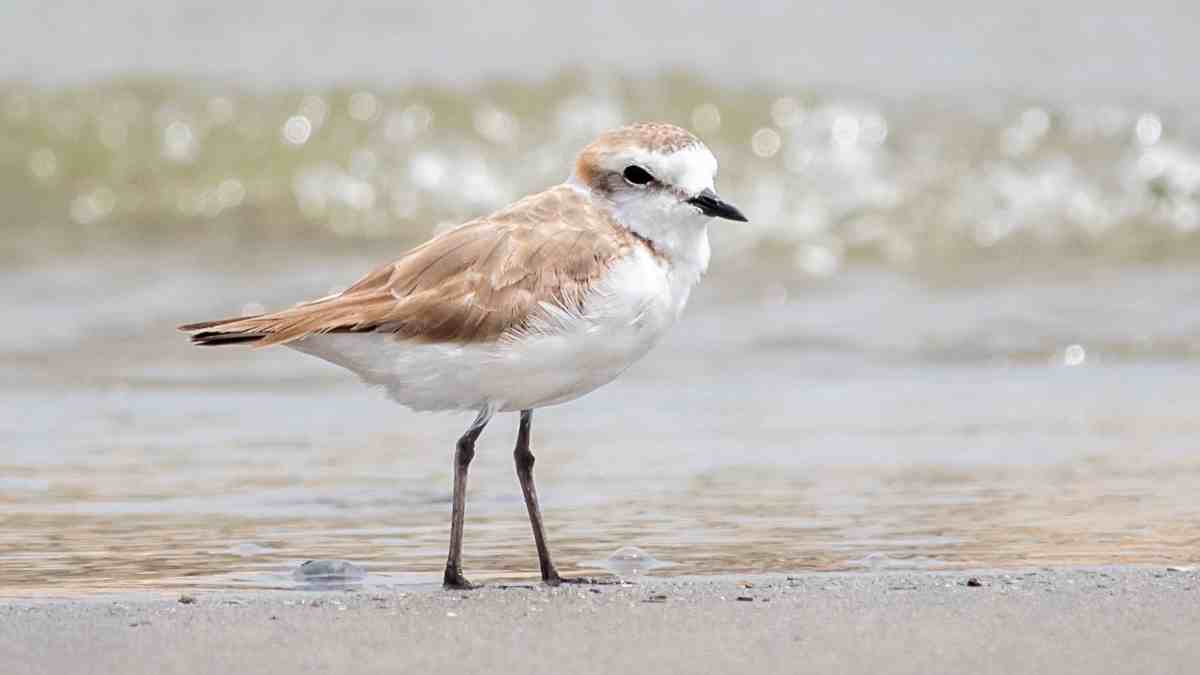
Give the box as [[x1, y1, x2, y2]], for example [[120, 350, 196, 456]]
[[621, 144, 718, 196]]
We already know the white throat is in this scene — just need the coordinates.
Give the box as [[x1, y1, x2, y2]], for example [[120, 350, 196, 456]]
[[566, 191, 713, 287], [611, 200, 711, 283], [565, 176, 713, 286]]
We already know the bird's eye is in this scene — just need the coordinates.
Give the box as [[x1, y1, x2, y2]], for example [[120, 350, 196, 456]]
[[622, 165, 655, 185]]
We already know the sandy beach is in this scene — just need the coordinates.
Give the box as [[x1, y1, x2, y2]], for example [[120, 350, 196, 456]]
[[4, 567, 1197, 674]]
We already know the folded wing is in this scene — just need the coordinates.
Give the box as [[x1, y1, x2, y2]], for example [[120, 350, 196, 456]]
[[179, 186, 633, 347]]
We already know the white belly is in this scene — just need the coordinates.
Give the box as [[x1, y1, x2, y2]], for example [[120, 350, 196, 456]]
[[290, 248, 696, 413]]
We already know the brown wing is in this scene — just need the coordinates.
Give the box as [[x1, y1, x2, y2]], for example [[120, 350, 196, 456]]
[[180, 186, 634, 347]]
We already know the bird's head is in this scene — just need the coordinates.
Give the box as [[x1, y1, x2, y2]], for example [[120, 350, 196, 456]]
[[570, 122, 747, 246]]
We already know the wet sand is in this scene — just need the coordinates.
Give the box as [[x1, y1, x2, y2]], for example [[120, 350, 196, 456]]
[[4, 567, 1197, 675]]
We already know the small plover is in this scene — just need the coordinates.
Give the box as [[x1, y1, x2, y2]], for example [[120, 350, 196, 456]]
[[180, 122, 747, 588]]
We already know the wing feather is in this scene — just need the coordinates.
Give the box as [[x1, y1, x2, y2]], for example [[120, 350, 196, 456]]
[[181, 186, 634, 347]]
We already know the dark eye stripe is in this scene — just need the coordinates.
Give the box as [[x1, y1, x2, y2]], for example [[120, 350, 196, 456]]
[[622, 165, 655, 185]]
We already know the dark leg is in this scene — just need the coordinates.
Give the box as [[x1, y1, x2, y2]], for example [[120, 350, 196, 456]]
[[443, 408, 492, 590], [513, 409, 564, 585]]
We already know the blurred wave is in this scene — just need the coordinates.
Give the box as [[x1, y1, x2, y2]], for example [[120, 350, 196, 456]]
[[3, 73, 1200, 276]]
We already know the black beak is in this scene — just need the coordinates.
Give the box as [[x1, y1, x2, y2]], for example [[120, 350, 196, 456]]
[[687, 189, 748, 222]]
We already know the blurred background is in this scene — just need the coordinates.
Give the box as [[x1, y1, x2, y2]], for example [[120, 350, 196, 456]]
[[2, 2, 1199, 593]]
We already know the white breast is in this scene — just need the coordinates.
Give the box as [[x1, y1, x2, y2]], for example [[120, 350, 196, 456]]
[[291, 241, 705, 413]]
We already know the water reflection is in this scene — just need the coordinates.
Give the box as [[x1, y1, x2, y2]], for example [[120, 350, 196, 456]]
[[3, 445, 1198, 595]]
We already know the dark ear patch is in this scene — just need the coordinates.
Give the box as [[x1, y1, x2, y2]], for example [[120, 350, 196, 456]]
[[622, 165, 655, 185]]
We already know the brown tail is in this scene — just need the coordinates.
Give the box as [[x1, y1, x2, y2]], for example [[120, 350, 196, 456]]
[[178, 315, 268, 347], [178, 286, 389, 348]]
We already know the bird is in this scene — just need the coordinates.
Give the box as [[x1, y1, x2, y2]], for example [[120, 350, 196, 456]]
[[179, 122, 747, 589]]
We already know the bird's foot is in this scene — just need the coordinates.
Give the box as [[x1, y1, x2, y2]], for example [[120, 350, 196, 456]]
[[443, 566, 478, 590], [543, 574, 623, 587]]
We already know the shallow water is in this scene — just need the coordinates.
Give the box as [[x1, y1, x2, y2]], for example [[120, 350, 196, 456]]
[[3, 242, 1199, 594]]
